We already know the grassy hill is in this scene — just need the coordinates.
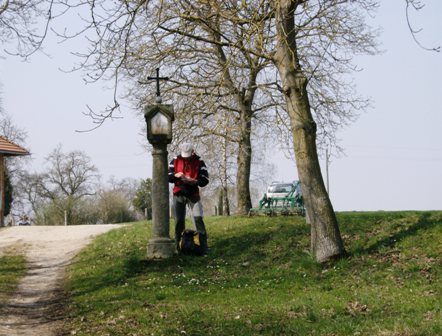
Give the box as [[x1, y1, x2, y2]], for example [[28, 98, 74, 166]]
[[64, 211, 441, 335]]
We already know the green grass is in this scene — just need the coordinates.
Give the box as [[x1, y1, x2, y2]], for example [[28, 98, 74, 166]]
[[64, 212, 442, 336], [0, 251, 27, 304]]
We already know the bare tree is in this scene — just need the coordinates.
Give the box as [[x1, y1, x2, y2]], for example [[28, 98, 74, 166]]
[[0, 0, 55, 57], [15, 171, 43, 216], [34, 145, 99, 225], [197, 129, 237, 216], [0, 107, 29, 173], [55, 1, 374, 219], [53, 0, 381, 261], [54, 0, 283, 215]]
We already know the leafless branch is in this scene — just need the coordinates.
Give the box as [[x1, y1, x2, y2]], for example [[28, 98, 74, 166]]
[[405, 0, 440, 52]]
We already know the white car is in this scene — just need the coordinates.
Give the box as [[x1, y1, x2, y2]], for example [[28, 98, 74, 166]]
[[266, 182, 294, 199]]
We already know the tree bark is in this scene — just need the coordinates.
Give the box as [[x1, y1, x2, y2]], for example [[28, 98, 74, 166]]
[[222, 185, 230, 216], [235, 109, 253, 215], [221, 134, 231, 216], [211, 27, 254, 216], [218, 189, 224, 216], [273, 0, 345, 262]]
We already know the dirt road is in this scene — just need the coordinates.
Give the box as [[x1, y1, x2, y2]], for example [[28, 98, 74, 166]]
[[0, 225, 124, 336]]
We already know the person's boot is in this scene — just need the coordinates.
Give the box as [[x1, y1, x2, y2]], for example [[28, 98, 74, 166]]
[[194, 217, 208, 254]]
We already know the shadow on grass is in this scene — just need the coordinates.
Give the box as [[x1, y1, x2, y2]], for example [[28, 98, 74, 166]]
[[132, 219, 310, 273], [69, 212, 441, 306], [67, 218, 311, 308], [211, 220, 310, 257], [352, 212, 441, 255]]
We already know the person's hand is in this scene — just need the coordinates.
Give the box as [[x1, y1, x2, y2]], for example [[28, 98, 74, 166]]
[[174, 172, 184, 178], [181, 175, 197, 185]]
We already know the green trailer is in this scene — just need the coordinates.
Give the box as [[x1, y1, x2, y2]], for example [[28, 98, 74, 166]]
[[248, 181, 305, 216]]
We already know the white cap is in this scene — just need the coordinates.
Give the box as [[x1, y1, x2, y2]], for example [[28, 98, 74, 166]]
[[180, 142, 193, 158]]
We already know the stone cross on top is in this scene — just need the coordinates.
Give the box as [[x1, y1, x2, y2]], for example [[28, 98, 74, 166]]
[[147, 67, 169, 104]]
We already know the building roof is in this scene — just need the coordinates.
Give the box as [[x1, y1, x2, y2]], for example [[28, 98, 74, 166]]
[[0, 136, 30, 156]]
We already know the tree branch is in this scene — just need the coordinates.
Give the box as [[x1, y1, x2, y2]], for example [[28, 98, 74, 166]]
[[405, 0, 440, 52]]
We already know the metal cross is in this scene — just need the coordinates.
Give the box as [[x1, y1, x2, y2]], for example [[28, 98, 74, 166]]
[[147, 68, 170, 99]]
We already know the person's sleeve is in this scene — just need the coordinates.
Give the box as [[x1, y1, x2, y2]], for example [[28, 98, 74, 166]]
[[168, 158, 177, 183], [197, 160, 209, 187]]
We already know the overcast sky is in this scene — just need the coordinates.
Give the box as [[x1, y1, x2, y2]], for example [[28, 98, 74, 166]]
[[1, 1, 441, 211]]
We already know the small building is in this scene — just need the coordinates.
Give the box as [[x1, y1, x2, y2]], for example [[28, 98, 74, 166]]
[[0, 136, 30, 227]]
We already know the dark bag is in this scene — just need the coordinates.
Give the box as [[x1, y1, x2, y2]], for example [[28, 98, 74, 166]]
[[179, 229, 204, 255], [177, 183, 198, 198]]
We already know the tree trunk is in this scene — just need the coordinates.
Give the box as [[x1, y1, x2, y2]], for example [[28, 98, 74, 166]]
[[222, 185, 230, 216], [273, 0, 345, 262], [235, 110, 253, 215], [218, 189, 224, 216], [221, 136, 231, 216], [211, 26, 253, 216]]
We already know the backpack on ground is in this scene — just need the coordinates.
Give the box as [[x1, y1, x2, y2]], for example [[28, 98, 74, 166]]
[[179, 229, 204, 255]]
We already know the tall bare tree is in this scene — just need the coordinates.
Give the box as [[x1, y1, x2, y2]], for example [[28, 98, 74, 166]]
[[53, 0, 379, 261], [31, 145, 99, 225], [55, 0, 282, 214], [271, 1, 345, 261]]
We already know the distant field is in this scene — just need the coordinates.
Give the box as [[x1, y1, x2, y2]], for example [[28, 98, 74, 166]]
[[63, 211, 441, 335]]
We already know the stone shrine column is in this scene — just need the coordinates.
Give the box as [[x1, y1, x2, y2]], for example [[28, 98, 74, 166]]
[[147, 142, 175, 258], [144, 68, 175, 259], [144, 103, 175, 259]]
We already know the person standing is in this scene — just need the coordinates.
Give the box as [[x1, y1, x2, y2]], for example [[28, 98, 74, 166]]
[[168, 142, 209, 253]]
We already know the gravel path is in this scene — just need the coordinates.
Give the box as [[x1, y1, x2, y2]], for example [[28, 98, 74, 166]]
[[0, 225, 124, 336]]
